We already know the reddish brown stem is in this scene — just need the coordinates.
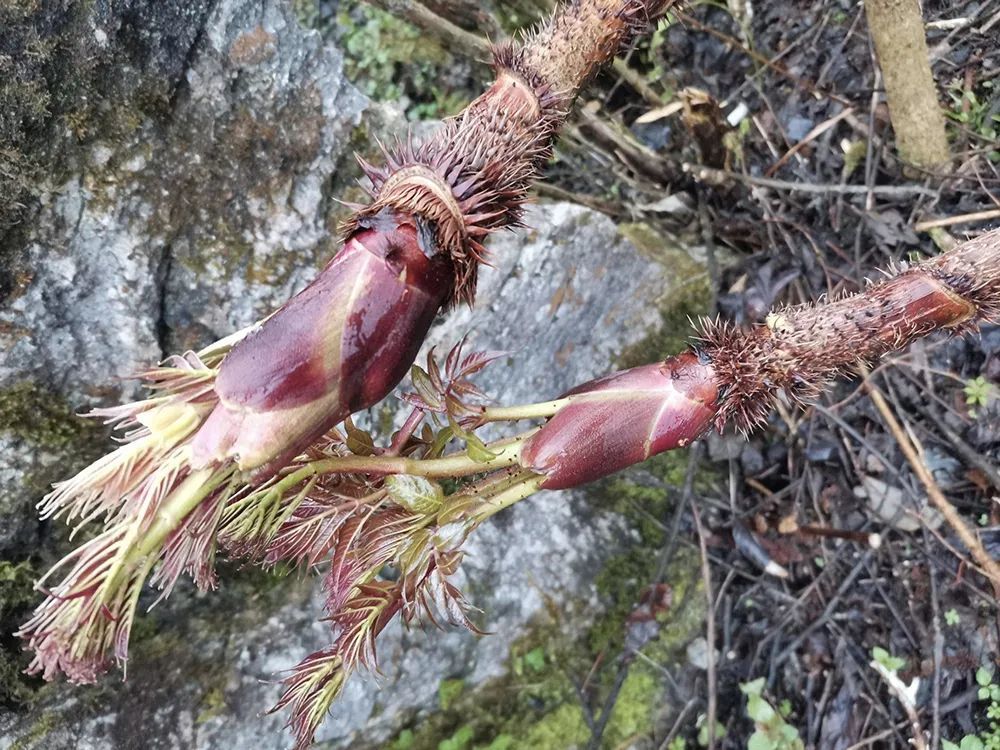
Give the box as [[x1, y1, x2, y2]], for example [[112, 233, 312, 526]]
[[198, 0, 673, 472], [796, 524, 882, 548], [702, 228, 1000, 431], [349, 0, 673, 303], [523, 229, 1000, 491], [386, 407, 426, 456]]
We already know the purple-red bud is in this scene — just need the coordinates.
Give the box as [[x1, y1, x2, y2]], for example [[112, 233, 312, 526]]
[[520, 352, 720, 490], [192, 216, 452, 477]]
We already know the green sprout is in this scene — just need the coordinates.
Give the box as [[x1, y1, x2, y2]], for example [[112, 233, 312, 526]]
[[871, 647, 906, 673], [945, 79, 1000, 162], [943, 668, 1000, 750], [740, 678, 803, 750], [965, 376, 993, 413]]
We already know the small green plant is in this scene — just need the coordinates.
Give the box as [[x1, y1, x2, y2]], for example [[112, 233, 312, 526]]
[[438, 724, 474, 750], [635, 16, 676, 89], [944, 737, 987, 750], [438, 679, 465, 711], [977, 665, 1000, 714], [965, 376, 992, 408], [964, 376, 993, 416], [511, 645, 547, 677], [842, 139, 867, 178], [945, 608, 960, 626], [695, 713, 727, 747], [871, 646, 906, 673], [523, 647, 546, 673], [740, 678, 804, 750], [942, 667, 1000, 750], [392, 729, 415, 750], [335, 6, 460, 120], [481, 735, 515, 750], [945, 80, 1000, 162]]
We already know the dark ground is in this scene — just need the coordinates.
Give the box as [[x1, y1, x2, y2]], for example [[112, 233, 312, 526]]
[[338, 0, 1000, 747]]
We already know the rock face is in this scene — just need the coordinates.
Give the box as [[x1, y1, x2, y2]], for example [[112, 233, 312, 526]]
[[0, 0, 367, 555], [0, 2, 707, 748]]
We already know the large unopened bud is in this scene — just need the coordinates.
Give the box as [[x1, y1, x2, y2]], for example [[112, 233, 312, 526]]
[[192, 213, 452, 478], [520, 352, 719, 490]]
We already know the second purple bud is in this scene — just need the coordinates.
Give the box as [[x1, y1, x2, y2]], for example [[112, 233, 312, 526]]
[[520, 352, 720, 490]]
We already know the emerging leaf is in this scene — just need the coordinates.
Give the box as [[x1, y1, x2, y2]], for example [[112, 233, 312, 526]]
[[385, 474, 445, 515], [19, 465, 236, 682], [401, 339, 504, 422], [39, 352, 218, 529]]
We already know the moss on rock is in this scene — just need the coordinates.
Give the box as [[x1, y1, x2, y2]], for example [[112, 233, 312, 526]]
[[0, 381, 107, 507], [0, 560, 41, 707], [519, 703, 590, 748], [0, 383, 102, 707], [616, 223, 712, 366], [0, 382, 101, 452], [0, 0, 96, 233], [0, 0, 208, 301], [9, 711, 61, 750], [334, 5, 472, 120]]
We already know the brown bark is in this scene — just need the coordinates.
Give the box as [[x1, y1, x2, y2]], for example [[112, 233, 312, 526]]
[[865, 0, 951, 170]]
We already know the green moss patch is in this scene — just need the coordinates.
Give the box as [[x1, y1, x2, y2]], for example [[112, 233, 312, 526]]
[[0, 381, 101, 451], [615, 223, 712, 365], [335, 5, 471, 120], [0, 560, 41, 707]]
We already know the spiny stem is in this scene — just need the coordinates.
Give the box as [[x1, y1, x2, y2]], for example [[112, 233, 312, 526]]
[[351, 0, 674, 302], [702, 227, 1000, 431], [516, 0, 672, 107]]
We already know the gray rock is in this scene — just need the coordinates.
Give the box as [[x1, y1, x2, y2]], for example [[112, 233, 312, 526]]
[[0, 0, 370, 736], [1, 0, 367, 402], [0, 0, 366, 557], [0, 1, 707, 748]]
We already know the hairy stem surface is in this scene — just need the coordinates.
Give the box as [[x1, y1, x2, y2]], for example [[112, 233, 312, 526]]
[[703, 228, 1000, 430]]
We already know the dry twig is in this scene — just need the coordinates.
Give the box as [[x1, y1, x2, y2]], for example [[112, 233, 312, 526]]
[[861, 367, 1000, 593]]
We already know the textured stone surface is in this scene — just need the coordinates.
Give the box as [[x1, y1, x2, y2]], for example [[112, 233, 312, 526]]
[[0, 0, 367, 557], [0, 2, 707, 748]]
